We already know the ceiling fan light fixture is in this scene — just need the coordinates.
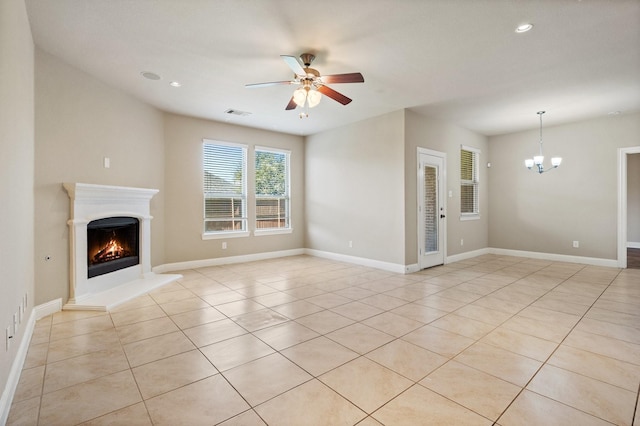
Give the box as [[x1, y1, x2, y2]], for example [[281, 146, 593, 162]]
[[307, 89, 322, 108], [293, 88, 307, 107]]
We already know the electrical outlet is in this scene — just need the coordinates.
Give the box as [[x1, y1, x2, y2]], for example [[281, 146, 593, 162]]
[[222, 242, 227, 250], [461, 238, 464, 246], [573, 241, 579, 248], [348, 240, 353, 248]]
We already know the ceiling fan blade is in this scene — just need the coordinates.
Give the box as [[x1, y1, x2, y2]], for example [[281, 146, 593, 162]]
[[285, 96, 297, 110], [245, 81, 294, 88], [281, 55, 305, 76], [317, 85, 352, 105], [321, 73, 364, 84]]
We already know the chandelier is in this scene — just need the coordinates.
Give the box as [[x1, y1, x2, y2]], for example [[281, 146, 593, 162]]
[[524, 111, 562, 173]]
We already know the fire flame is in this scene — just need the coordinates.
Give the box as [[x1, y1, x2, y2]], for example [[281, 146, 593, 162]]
[[92, 237, 126, 264]]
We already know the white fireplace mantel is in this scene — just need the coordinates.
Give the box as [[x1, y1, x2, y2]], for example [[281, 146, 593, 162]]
[[63, 182, 180, 311]]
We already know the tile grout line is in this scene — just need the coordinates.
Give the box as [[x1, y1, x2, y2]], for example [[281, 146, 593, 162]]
[[493, 265, 626, 426]]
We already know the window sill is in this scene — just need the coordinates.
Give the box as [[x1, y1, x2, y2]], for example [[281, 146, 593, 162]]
[[202, 231, 250, 240], [254, 228, 293, 237], [460, 214, 480, 221]]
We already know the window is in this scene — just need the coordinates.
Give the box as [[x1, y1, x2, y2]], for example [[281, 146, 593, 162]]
[[460, 145, 480, 219], [203, 140, 248, 236], [255, 147, 291, 233]]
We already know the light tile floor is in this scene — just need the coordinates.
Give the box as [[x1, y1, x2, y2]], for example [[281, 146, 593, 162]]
[[7, 254, 640, 425]]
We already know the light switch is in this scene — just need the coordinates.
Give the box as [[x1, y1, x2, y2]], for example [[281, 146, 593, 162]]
[[103, 157, 110, 168]]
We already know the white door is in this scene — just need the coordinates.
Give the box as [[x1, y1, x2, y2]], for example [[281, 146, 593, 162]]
[[418, 149, 446, 269]]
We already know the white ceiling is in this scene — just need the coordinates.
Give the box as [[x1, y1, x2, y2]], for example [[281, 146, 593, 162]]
[[25, 0, 640, 137]]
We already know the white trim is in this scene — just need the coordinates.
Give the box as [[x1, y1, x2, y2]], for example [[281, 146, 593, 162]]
[[460, 146, 480, 217], [0, 307, 37, 426], [460, 213, 480, 221], [153, 249, 305, 273], [417, 147, 447, 271], [202, 231, 250, 240], [203, 138, 248, 149], [304, 249, 408, 274], [628, 242, 640, 249], [405, 264, 420, 274], [446, 248, 491, 264], [255, 145, 291, 155], [254, 228, 293, 236], [156, 245, 621, 280], [34, 298, 62, 319], [254, 147, 292, 235], [461, 145, 481, 154], [447, 247, 618, 268], [487, 248, 618, 268], [618, 147, 640, 268]]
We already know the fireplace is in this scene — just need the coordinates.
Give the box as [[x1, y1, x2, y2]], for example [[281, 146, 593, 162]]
[[87, 217, 140, 278], [63, 183, 181, 310]]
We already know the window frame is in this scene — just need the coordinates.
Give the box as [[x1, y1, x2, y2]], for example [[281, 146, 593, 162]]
[[460, 145, 480, 221], [202, 139, 250, 240], [254, 146, 292, 236]]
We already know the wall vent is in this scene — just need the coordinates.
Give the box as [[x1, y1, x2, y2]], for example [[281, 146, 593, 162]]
[[224, 109, 251, 116]]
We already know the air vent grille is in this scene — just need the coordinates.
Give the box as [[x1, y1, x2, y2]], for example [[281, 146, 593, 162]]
[[224, 109, 251, 116]]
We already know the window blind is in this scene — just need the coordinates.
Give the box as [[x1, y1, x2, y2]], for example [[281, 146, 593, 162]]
[[460, 147, 479, 215], [203, 141, 247, 233]]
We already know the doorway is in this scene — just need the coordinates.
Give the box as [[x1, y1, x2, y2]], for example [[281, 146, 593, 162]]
[[418, 148, 446, 269], [617, 147, 640, 268]]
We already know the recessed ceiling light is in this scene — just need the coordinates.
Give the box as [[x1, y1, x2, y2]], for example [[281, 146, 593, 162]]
[[169, 81, 182, 87], [141, 71, 161, 80], [608, 111, 621, 115], [515, 23, 534, 33]]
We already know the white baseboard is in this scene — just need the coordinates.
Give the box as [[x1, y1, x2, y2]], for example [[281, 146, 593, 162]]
[[446, 248, 491, 264], [304, 249, 408, 274], [627, 242, 640, 249], [487, 248, 618, 268], [155, 245, 620, 277], [153, 249, 305, 273], [0, 308, 37, 426], [34, 298, 62, 320]]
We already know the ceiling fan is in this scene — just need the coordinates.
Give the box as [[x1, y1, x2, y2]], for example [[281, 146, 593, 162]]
[[246, 53, 364, 111]]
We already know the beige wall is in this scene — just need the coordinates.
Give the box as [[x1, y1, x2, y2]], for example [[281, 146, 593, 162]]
[[163, 113, 305, 264], [488, 112, 640, 260], [404, 110, 489, 262], [305, 111, 406, 265], [34, 49, 166, 305], [628, 153, 640, 244], [0, 0, 35, 415]]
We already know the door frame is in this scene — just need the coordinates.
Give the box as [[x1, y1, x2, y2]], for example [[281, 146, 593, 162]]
[[618, 146, 640, 268], [417, 147, 447, 270]]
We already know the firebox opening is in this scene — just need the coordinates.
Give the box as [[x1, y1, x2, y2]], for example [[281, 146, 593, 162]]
[[87, 216, 139, 278]]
